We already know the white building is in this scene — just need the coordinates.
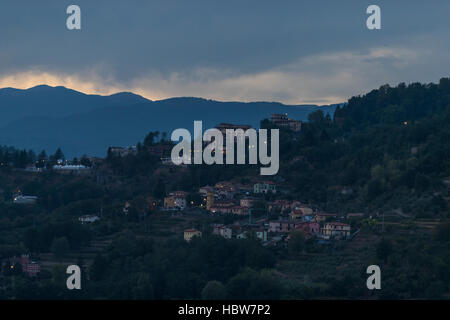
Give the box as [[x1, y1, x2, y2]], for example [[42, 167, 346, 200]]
[[253, 182, 277, 194], [53, 164, 89, 171], [13, 195, 38, 204], [79, 215, 100, 224], [322, 222, 351, 239], [212, 224, 233, 239]]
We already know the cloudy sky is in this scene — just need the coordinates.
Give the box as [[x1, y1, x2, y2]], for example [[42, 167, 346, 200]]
[[0, 0, 449, 104]]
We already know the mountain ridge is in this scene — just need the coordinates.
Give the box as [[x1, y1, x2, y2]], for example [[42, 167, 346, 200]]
[[0, 85, 339, 157]]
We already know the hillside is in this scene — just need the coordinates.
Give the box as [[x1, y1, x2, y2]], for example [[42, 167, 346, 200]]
[[275, 79, 450, 217], [0, 79, 449, 300]]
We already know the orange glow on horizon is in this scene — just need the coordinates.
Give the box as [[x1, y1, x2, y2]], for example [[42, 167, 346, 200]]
[[0, 71, 161, 101]]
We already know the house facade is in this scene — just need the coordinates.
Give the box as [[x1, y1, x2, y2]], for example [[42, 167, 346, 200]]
[[184, 229, 202, 242], [79, 215, 100, 224], [322, 222, 351, 239], [295, 221, 320, 235], [240, 197, 257, 208], [270, 113, 302, 132], [253, 182, 277, 194], [212, 224, 233, 239], [164, 191, 188, 210], [269, 220, 302, 233]]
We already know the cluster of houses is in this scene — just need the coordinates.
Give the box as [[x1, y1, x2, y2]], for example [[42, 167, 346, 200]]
[[207, 197, 353, 243], [203, 215, 351, 245], [162, 180, 278, 212], [1, 254, 41, 277], [202, 181, 277, 214], [179, 194, 354, 244], [162, 177, 354, 243]]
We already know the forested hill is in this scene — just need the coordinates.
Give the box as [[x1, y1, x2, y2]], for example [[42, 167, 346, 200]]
[[273, 78, 450, 217], [334, 78, 450, 129]]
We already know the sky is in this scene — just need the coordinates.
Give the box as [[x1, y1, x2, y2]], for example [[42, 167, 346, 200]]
[[0, 0, 450, 104]]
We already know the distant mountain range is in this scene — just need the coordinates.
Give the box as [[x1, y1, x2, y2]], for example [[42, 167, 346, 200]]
[[0, 85, 338, 158]]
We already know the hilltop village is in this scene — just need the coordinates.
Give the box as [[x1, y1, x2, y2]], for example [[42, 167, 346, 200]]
[[1, 113, 356, 278]]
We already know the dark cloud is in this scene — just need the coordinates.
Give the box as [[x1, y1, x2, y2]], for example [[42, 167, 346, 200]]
[[0, 0, 449, 103]]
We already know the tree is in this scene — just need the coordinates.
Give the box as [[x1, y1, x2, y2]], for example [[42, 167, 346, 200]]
[[435, 222, 450, 241], [201, 280, 227, 300], [80, 155, 91, 167], [226, 269, 283, 299], [144, 131, 160, 146], [51, 237, 70, 260], [90, 254, 108, 281], [376, 238, 393, 262], [153, 178, 166, 199], [36, 150, 48, 168], [289, 230, 305, 254], [53, 148, 65, 161], [308, 110, 325, 125]]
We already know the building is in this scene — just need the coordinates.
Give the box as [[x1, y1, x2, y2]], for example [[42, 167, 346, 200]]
[[147, 144, 172, 156], [79, 215, 100, 224], [13, 194, 38, 205], [24, 165, 45, 172], [255, 229, 268, 242], [164, 191, 188, 210], [25, 261, 41, 277], [108, 146, 137, 157], [52, 164, 91, 175], [184, 229, 202, 242], [231, 205, 249, 215], [322, 222, 351, 239], [9, 255, 41, 277], [212, 224, 233, 239], [199, 185, 215, 196], [253, 181, 277, 194], [295, 221, 320, 235], [123, 201, 131, 215], [214, 181, 236, 199], [270, 113, 302, 132], [314, 213, 337, 222], [216, 123, 252, 136], [268, 199, 291, 212], [88, 157, 104, 168], [290, 206, 313, 220], [346, 213, 365, 219], [206, 191, 215, 210], [240, 197, 257, 208], [236, 231, 247, 239], [209, 200, 235, 214], [269, 220, 302, 233]]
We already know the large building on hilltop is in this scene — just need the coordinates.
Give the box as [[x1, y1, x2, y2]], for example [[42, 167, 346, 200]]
[[270, 113, 302, 132]]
